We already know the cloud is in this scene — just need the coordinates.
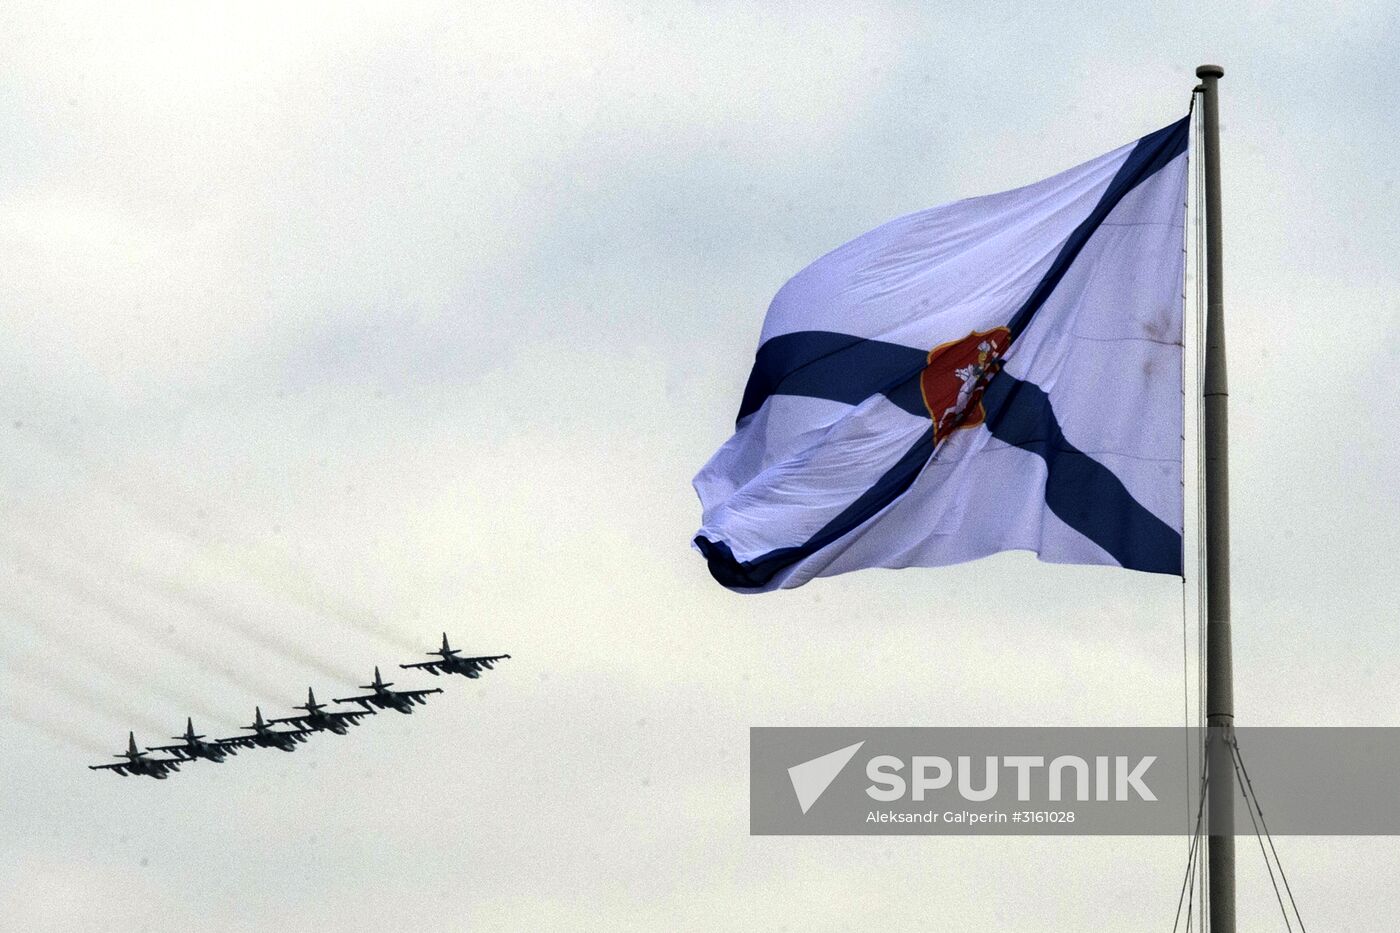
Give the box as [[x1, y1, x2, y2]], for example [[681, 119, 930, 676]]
[[3, 1, 1400, 929]]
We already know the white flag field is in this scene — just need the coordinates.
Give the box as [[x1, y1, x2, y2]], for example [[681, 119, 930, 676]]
[[693, 117, 1190, 592]]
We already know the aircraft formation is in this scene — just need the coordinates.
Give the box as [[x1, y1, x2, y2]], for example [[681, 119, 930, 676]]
[[88, 634, 509, 779]]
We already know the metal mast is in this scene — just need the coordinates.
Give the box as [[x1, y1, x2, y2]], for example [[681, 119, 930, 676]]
[[1196, 62, 1235, 933]]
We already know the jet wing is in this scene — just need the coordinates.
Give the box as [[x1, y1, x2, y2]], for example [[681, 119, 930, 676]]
[[397, 688, 443, 705], [143, 743, 204, 760], [399, 659, 448, 674], [332, 693, 379, 709], [451, 654, 509, 675], [89, 762, 131, 775], [267, 714, 312, 727], [217, 736, 259, 749], [401, 655, 509, 676], [330, 710, 372, 725]]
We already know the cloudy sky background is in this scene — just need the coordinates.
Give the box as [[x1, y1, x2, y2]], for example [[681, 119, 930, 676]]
[[3, 2, 1398, 930]]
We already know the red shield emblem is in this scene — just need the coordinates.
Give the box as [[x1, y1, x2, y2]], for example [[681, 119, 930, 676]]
[[919, 327, 1010, 444]]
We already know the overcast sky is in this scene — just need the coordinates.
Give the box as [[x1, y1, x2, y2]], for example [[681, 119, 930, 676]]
[[3, 2, 1398, 930]]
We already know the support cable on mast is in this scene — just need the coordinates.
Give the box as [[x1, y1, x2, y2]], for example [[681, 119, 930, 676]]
[[1228, 741, 1293, 931], [1231, 739, 1309, 931], [1172, 759, 1211, 933]]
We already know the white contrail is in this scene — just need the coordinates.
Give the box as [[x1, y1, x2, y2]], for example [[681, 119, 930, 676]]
[[4, 605, 241, 728], [39, 525, 368, 685], [124, 568, 362, 685], [4, 707, 109, 755], [9, 664, 169, 736], [14, 429, 422, 652], [8, 544, 291, 699]]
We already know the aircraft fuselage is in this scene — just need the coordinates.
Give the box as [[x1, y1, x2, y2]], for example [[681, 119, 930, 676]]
[[441, 659, 482, 678], [378, 696, 416, 715], [306, 714, 352, 734], [107, 759, 176, 779], [181, 742, 231, 763]]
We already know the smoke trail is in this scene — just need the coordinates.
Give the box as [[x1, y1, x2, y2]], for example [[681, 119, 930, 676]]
[[132, 572, 361, 685], [16, 430, 422, 652], [4, 606, 240, 729], [132, 518, 423, 654], [238, 563, 423, 654], [4, 707, 109, 755], [8, 545, 290, 699], [129, 678, 238, 730], [10, 665, 170, 736], [150, 514, 423, 653], [37, 527, 365, 686]]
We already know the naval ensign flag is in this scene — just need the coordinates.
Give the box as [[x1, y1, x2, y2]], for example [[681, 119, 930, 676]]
[[693, 117, 1189, 592]]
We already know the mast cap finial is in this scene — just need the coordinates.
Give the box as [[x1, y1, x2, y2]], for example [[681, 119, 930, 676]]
[[1196, 64, 1224, 79]]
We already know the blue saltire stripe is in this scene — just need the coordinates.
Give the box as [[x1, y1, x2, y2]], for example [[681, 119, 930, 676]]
[[979, 375, 1182, 574], [736, 332, 928, 424], [696, 424, 936, 589], [697, 371, 1182, 587], [733, 116, 1190, 423], [1006, 115, 1189, 338]]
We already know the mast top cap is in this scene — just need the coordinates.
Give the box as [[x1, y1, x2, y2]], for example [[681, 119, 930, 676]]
[[1195, 64, 1224, 79]]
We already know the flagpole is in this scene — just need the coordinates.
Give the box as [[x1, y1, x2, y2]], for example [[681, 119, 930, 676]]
[[1196, 62, 1235, 933]]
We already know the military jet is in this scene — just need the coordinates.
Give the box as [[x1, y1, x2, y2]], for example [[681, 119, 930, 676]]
[[399, 633, 510, 679], [335, 666, 442, 714], [221, 707, 314, 752], [269, 687, 373, 735], [89, 732, 183, 779], [147, 717, 239, 763]]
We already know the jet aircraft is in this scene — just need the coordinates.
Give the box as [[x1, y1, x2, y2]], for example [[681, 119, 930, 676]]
[[89, 732, 183, 779], [221, 707, 314, 752], [399, 633, 510, 679], [270, 687, 372, 735], [147, 717, 239, 763], [335, 666, 442, 714]]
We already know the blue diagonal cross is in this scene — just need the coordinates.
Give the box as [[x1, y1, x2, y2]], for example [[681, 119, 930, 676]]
[[696, 118, 1189, 588]]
